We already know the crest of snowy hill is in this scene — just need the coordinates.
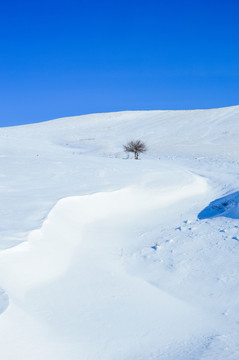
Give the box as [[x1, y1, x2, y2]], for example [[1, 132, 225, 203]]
[[0, 106, 239, 360], [1, 105, 239, 160]]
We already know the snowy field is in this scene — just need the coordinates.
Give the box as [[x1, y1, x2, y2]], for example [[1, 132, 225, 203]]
[[0, 106, 239, 359]]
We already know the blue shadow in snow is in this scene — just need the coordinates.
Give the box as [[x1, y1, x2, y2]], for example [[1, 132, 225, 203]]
[[198, 191, 239, 220]]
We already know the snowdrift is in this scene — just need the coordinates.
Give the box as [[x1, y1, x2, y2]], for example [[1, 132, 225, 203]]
[[0, 170, 214, 360]]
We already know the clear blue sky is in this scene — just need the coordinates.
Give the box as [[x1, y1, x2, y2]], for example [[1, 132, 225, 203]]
[[0, 0, 239, 126]]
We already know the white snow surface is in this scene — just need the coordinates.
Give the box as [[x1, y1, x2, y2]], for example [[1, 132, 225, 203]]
[[0, 106, 239, 359]]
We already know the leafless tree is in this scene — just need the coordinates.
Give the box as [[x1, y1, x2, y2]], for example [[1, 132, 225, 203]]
[[123, 140, 147, 160]]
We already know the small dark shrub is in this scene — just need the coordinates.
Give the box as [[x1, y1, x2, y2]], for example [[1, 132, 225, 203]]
[[123, 140, 147, 160]]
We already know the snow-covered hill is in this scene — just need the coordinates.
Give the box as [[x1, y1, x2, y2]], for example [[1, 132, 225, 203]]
[[0, 106, 239, 359]]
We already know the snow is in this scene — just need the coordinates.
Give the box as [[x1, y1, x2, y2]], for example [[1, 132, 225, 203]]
[[0, 106, 239, 359]]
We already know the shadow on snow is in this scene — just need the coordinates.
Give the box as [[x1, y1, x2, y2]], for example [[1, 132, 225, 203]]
[[198, 191, 239, 220]]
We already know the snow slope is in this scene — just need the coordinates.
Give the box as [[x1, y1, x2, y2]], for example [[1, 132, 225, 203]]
[[0, 106, 239, 359]]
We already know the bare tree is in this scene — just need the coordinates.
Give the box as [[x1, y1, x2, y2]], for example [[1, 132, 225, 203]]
[[123, 140, 147, 160]]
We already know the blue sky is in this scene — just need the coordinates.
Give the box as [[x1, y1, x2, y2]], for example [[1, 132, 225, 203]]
[[0, 0, 239, 126]]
